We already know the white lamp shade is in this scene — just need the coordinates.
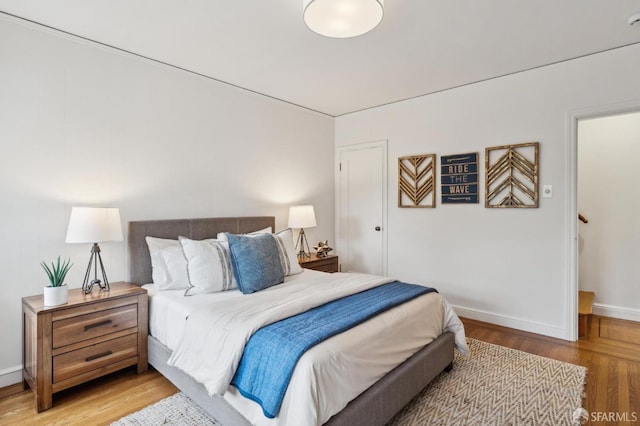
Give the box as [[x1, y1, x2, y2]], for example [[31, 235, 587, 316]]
[[65, 207, 123, 243], [303, 0, 384, 38], [288, 205, 317, 229]]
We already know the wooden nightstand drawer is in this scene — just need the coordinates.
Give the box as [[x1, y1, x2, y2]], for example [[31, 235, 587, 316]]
[[309, 259, 338, 272], [53, 304, 138, 348], [299, 254, 339, 273], [53, 333, 138, 383]]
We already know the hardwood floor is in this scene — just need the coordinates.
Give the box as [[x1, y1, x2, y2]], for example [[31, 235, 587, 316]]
[[0, 367, 178, 425], [1, 316, 638, 425]]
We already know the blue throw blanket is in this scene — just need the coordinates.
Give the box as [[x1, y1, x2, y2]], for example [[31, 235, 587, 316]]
[[231, 281, 437, 418]]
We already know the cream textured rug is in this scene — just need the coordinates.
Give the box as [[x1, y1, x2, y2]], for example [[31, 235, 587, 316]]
[[113, 338, 587, 425], [388, 338, 587, 425], [112, 392, 221, 426]]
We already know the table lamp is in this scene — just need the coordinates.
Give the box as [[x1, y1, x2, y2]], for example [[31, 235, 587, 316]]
[[65, 207, 123, 294], [288, 205, 317, 259]]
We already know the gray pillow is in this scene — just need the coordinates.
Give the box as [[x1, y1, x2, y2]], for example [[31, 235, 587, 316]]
[[226, 233, 285, 294]]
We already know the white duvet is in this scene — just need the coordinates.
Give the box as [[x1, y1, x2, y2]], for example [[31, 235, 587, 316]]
[[162, 270, 468, 426]]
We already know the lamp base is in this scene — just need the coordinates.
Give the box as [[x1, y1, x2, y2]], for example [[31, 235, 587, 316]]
[[82, 243, 110, 294], [295, 228, 312, 259]]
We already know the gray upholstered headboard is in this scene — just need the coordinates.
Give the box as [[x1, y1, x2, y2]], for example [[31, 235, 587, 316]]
[[128, 216, 276, 285]]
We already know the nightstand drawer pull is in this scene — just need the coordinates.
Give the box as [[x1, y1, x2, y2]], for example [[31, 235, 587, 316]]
[[85, 351, 113, 362], [84, 320, 112, 331]]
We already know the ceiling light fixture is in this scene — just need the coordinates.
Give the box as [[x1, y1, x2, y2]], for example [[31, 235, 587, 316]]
[[303, 0, 384, 38]]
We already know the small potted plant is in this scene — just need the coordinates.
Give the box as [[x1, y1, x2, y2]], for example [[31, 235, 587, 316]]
[[41, 257, 73, 306]]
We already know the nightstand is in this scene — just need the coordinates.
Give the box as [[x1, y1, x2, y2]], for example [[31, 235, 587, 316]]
[[22, 282, 148, 412], [299, 254, 339, 273]]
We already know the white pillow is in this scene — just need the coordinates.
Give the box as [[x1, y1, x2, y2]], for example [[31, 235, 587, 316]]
[[216, 226, 272, 241], [145, 237, 189, 290], [179, 237, 237, 295], [273, 229, 303, 276]]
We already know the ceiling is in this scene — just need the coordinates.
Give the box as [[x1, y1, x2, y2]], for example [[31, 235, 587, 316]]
[[1, 1, 640, 117]]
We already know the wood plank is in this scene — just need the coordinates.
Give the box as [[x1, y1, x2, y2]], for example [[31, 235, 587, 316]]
[[137, 293, 149, 373], [53, 334, 138, 383], [51, 328, 138, 356], [599, 316, 640, 345], [579, 316, 640, 363], [0, 383, 23, 399], [22, 283, 146, 314], [52, 357, 139, 393], [53, 304, 138, 348], [578, 291, 594, 314], [618, 362, 630, 414], [51, 296, 141, 322], [629, 362, 640, 418]]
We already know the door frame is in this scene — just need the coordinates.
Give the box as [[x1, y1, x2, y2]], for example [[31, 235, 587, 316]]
[[335, 139, 388, 275], [566, 100, 640, 341]]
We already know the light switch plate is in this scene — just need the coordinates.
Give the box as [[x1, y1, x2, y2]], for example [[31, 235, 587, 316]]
[[542, 185, 552, 198]]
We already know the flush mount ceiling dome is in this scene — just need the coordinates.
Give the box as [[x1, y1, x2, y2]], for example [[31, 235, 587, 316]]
[[303, 0, 384, 38]]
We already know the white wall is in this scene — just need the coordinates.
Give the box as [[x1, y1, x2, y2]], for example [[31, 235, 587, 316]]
[[578, 112, 640, 322], [335, 44, 640, 340], [0, 16, 334, 386]]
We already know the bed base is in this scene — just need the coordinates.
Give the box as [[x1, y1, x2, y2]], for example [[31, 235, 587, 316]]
[[148, 332, 454, 426], [130, 216, 455, 425], [325, 331, 454, 426]]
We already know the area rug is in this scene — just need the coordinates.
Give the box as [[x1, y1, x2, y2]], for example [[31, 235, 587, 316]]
[[388, 338, 587, 425], [113, 338, 587, 425]]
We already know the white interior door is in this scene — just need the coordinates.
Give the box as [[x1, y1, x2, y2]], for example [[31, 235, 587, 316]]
[[337, 141, 387, 275]]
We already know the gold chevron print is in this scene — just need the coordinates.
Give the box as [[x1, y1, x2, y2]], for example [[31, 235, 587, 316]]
[[485, 142, 539, 208], [398, 154, 436, 208]]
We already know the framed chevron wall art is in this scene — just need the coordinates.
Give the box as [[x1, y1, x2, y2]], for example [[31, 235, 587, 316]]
[[485, 142, 539, 208], [398, 153, 436, 208]]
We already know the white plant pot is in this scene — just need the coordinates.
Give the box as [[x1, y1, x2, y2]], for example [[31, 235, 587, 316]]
[[44, 284, 68, 307]]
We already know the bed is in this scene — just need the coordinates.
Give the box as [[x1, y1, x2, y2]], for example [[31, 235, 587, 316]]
[[128, 216, 466, 426]]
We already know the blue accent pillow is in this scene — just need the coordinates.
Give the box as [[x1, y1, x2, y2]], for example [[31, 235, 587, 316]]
[[226, 233, 285, 294]]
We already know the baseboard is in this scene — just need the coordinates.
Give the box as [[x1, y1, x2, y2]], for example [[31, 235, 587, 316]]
[[0, 365, 22, 388], [452, 305, 570, 341], [592, 303, 640, 323]]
